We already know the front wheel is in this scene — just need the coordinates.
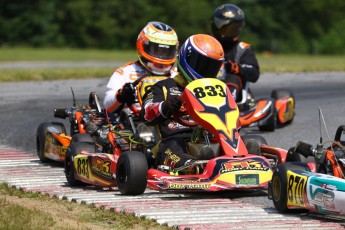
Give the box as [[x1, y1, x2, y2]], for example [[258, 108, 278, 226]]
[[271, 89, 295, 124], [65, 142, 95, 187], [258, 100, 276, 132], [116, 151, 148, 195], [271, 162, 310, 213], [36, 122, 66, 162]]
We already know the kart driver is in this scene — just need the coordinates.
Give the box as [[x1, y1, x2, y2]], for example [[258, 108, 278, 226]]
[[103, 21, 179, 116], [140, 34, 224, 172], [211, 4, 260, 104]]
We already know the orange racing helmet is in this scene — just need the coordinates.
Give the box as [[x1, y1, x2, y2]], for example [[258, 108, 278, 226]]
[[136, 21, 179, 75]]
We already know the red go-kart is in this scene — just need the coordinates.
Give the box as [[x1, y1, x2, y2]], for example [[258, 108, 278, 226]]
[[63, 78, 292, 195]]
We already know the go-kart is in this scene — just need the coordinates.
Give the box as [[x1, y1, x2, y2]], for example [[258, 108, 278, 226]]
[[145, 78, 290, 192], [237, 83, 295, 131], [36, 90, 106, 163], [268, 125, 345, 215], [36, 75, 166, 163], [64, 78, 290, 195]]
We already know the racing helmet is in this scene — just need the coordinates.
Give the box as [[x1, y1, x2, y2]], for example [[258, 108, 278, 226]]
[[136, 21, 179, 75], [177, 34, 224, 82], [211, 4, 245, 43]]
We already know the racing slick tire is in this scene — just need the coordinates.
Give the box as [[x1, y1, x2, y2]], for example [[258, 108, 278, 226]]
[[70, 133, 94, 144], [36, 122, 66, 163], [116, 151, 148, 195], [242, 134, 268, 156], [285, 147, 315, 163], [271, 89, 295, 124], [271, 162, 310, 213], [65, 142, 95, 187], [258, 99, 276, 132]]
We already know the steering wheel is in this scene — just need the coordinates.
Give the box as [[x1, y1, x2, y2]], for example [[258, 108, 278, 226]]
[[173, 108, 197, 127]]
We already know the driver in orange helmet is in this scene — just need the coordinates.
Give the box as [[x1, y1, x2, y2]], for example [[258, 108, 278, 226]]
[[103, 21, 179, 116]]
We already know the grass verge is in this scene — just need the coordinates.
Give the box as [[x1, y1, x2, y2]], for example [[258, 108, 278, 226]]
[[0, 48, 344, 82], [0, 183, 173, 230]]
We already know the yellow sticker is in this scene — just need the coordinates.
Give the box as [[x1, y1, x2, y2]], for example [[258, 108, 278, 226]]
[[286, 170, 308, 207]]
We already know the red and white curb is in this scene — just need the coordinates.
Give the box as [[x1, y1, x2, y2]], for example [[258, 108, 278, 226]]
[[0, 146, 344, 230]]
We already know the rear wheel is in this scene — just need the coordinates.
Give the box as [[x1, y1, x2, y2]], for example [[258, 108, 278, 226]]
[[36, 122, 66, 163], [65, 142, 95, 187], [271, 89, 295, 124], [272, 162, 310, 213], [242, 134, 268, 156], [286, 147, 315, 163], [116, 151, 148, 195], [70, 133, 94, 144]]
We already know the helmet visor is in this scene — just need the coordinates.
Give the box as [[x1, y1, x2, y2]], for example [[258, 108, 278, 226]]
[[143, 41, 177, 60], [213, 19, 244, 38], [186, 49, 223, 78]]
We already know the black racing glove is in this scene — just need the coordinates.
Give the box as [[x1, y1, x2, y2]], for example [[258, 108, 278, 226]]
[[116, 83, 136, 105], [161, 95, 182, 117], [226, 60, 240, 75]]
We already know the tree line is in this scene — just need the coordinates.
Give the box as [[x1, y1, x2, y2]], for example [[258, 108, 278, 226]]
[[0, 0, 344, 54]]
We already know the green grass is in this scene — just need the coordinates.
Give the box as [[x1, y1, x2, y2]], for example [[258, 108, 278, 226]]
[[0, 183, 173, 230], [0, 197, 55, 230], [0, 47, 137, 61], [259, 53, 345, 72], [0, 47, 344, 82]]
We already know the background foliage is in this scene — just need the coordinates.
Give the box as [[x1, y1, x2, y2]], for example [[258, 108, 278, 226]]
[[1, 0, 344, 54]]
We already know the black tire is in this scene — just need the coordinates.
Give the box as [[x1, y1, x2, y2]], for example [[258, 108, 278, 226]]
[[271, 89, 295, 124], [36, 122, 66, 163], [258, 99, 276, 132], [271, 162, 310, 213], [271, 89, 294, 101], [334, 125, 345, 143], [286, 147, 315, 163], [242, 134, 268, 156], [116, 151, 148, 195], [70, 133, 94, 144], [64, 142, 95, 187]]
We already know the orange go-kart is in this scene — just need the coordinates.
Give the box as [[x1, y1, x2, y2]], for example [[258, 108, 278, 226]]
[[36, 91, 106, 163], [237, 83, 295, 131], [63, 78, 291, 195]]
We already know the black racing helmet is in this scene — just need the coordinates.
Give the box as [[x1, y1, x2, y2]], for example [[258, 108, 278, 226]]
[[211, 4, 245, 42]]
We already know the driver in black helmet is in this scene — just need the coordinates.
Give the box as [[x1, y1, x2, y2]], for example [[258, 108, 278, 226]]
[[211, 4, 260, 106]]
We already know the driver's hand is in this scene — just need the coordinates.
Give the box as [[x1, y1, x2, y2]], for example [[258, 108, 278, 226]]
[[161, 95, 182, 117], [116, 83, 136, 106]]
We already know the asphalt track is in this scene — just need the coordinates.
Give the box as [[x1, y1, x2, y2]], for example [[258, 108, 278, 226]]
[[0, 71, 345, 229]]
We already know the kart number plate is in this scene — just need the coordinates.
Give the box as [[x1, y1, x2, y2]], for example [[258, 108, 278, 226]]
[[236, 174, 259, 186]]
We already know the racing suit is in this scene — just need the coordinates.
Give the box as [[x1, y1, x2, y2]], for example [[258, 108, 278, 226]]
[[219, 40, 260, 102], [140, 74, 195, 169], [103, 61, 176, 115]]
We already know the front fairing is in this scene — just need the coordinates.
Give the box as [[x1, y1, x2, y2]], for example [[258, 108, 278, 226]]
[[181, 78, 247, 157], [73, 152, 117, 187], [239, 99, 272, 127], [286, 170, 345, 215], [147, 155, 272, 191]]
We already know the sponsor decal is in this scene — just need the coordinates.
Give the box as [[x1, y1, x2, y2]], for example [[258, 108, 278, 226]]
[[165, 183, 210, 190], [91, 156, 113, 180], [310, 186, 335, 210], [236, 174, 259, 186], [221, 160, 269, 173]]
